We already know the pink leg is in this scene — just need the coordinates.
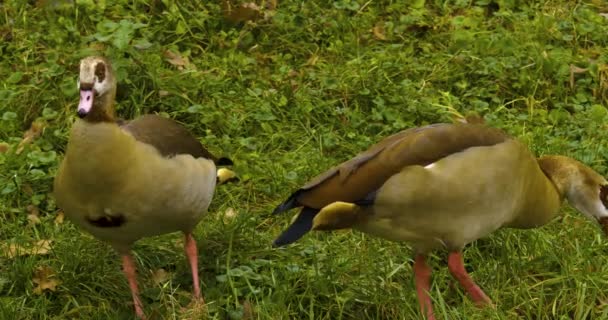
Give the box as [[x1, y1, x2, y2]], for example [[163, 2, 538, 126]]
[[184, 233, 203, 302], [121, 254, 145, 319], [413, 254, 435, 320], [447, 252, 493, 306]]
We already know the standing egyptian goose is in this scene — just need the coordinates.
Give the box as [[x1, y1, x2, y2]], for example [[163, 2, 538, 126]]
[[54, 56, 234, 318], [272, 123, 608, 320]]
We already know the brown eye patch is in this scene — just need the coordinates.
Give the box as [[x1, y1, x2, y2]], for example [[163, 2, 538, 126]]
[[600, 185, 608, 208], [94, 62, 106, 83]]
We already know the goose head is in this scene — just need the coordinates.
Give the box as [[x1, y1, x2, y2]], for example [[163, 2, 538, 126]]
[[538, 155, 608, 234], [77, 56, 117, 121]]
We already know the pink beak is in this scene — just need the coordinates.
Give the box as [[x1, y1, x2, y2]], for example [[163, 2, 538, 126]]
[[78, 90, 94, 118]]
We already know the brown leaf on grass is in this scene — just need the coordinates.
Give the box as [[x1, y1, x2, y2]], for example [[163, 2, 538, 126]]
[[27, 240, 52, 256], [454, 112, 485, 125], [2, 244, 20, 258], [163, 50, 191, 70], [2, 240, 53, 258], [0, 142, 9, 153], [32, 266, 61, 294], [222, 1, 269, 23], [372, 24, 387, 40], [242, 3, 261, 14], [16, 120, 46, 155], [222, 1, 260, 23], [27, 205, 41, 226], [569, 64, 589, 89], [222, 207, 238, 224], [54, 210, 65, 225], [151, 268, 171, 285], [570, 64, 588, 75]]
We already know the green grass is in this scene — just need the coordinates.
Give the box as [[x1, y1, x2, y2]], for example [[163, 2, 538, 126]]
[[1, 0, 608, 319]]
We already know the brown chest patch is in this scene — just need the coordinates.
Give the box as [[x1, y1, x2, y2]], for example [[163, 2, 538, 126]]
[[86, 213, 126, 228]]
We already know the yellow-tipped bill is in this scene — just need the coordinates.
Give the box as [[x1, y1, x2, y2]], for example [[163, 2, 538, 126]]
[[217, 168, 238, 184]]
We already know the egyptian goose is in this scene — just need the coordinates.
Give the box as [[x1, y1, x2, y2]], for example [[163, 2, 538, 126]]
[[272, 122, 608, 319], [54, 56, 234, 318]]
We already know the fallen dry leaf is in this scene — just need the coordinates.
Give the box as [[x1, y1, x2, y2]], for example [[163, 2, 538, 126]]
[[158, 90, 170, 97], [223, 207, 238, 224], [54, 210, 65, 225], [454, 112, 485, 125], [32, 266, 62, 294], [151, 268, 171, 285], [2, 239, 53, 258], [570, 64, 588, 73], [29, 240, 52, 256], [372, 24, 386, 40], [569, 64, 589, 89], [163, 50, 190, 70], [2, 244, 20, 258], [0, 142, 9, 153], [16, 120, 46, 155], [222, 1, 262, 23], [27, 205, 41, 226]]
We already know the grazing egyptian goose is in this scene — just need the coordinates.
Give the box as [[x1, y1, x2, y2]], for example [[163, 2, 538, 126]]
[[54, 56, 235, 318], [272, 122, 608, 320]]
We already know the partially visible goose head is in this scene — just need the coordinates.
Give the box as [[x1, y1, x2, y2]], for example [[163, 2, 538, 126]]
[[77, 56, 117, 122], [538, 155, 608, 233]]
